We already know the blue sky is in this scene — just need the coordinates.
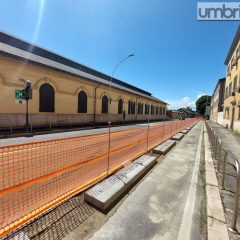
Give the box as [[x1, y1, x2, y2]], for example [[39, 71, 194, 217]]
[[0, 0, 238, 109]]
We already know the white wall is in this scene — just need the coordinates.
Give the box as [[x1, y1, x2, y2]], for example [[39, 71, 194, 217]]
[[216, 112, 224, 125]]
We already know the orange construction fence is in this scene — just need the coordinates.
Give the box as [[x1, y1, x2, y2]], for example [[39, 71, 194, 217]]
[[0, 118, 200, 237]]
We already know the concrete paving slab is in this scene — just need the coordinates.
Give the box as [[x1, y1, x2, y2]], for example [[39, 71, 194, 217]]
[[181, 129, 189, 134], [84, 175, 125, 210], [206, 185, 226, 223], [205, 165, 218, 187], [204, 135, 219, 187], [85, 155, 157, 211], [133, 154, 158, 170], [115, 163, 145, 185], [171, 133, 184, 141], [208, 217, 229, 240], [153, 140, 176, 155]]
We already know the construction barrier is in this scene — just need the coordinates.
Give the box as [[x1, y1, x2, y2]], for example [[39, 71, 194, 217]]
[[0, 118, 200, 237]]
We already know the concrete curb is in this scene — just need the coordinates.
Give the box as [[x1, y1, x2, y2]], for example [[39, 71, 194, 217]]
[[180, 129, 189, 134], [172, 133, 184, 141], [84, 154, 157, 211], [204, 124, 229, 240], [153, 140, 176, 155]]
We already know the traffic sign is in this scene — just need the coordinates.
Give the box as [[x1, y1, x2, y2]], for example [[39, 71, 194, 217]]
[[15, 89, 26, 104], [15, 89, 24, 100]]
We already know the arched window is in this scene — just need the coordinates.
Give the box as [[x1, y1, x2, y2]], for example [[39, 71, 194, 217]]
[[128, 101, 131, 114], [102, 95, 109, 113], [151, 105, 154, 115], [163, 107, 166, 115], [138, 103, 143, 114], [128, 101, 136, 114], [118, 98, 123, 114], [145, 104, 149, 115], [78, 91, 87, 113], [39, 83, 55, 112], [132, 102, 136, 114], [138, 103, 141, 114]]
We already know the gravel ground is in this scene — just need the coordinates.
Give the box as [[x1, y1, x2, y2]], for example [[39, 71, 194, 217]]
[[3, 194, 95, 240]]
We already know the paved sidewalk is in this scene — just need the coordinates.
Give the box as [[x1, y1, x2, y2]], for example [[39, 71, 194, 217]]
[[208, 121, 240, 239], [208, 121, 240, 157], [89, 122, 206, 240]]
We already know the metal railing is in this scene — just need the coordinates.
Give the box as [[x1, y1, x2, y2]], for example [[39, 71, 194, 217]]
[[0, 118, 200, 238], [206, 122, 240, 234]]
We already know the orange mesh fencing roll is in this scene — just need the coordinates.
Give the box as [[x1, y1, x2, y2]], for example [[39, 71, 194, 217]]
[[0, 118, 199, 237]]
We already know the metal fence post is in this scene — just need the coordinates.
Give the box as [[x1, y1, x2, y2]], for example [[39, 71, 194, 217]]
[[107, 121, 111, 175], [147, 120, 150, 150], [212, 131, 216, 158], [162, 121, 165, 142], [220, 151, 227, 190], [211, 129, 214, 145], [161, 122, 164, 143], [217, 138, 222, 171], [215, 135, 218, 160], [229, 158, 240, 233]]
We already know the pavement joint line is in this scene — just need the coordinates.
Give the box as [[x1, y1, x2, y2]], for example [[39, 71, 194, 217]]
[[206, 183, 218, 187], [177, 123, 203, 240], [208, 215, 226, 224], [204, 124, 229, 240]]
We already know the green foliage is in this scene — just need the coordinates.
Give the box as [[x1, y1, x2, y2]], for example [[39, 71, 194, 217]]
[[196, 95, 211, 116]]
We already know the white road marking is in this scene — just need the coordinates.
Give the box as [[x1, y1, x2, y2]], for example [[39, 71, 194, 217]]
[[177, 124, 203, 240]]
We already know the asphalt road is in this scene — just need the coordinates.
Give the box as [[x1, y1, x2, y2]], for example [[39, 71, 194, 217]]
[[0, 122, 157, 146]]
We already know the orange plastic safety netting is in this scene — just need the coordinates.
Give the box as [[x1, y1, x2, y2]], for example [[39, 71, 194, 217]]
[[0, 118, 200, 237]]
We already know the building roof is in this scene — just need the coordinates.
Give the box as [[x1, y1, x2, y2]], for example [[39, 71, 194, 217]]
[[178, 107, 196, 115], [0, 31, 166, 104], [225, 25, 240, 65], [167, 110, 181, 114], [212, 77, 226, 97]]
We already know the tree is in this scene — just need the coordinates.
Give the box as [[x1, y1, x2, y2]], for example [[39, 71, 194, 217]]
[[196, 95, 211, 116]]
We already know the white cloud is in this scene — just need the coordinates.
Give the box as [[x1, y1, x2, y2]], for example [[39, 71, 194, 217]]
[[165, 96, 198, 110]]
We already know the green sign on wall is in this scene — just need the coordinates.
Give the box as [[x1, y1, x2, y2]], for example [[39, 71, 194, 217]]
[[15, 89, 24, 100]]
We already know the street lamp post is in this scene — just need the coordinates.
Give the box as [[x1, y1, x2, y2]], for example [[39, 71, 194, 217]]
[[108, 54, 135, 121]]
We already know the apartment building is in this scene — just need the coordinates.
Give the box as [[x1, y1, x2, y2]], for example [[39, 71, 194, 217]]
[[210, 78, 225, 125], [223, 26, 240, 132]]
